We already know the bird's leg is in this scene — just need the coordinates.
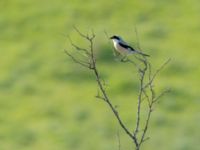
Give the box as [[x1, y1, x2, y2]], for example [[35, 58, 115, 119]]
[[114, 51, 121, 57], [114, 51, 122, 61], [120, 56, 128, 62]]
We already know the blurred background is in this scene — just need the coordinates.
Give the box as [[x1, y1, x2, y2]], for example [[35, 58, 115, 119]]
[[0, 0, 200, 150]]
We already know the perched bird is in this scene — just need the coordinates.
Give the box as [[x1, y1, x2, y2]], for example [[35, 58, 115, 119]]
[[110, 35, 149, 57]]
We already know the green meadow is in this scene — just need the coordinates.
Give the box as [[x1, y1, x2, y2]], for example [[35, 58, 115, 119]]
[[0, 0, 200, 149]]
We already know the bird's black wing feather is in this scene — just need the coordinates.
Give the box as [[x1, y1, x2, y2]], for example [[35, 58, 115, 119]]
[[118, 42, 135, 51], [119, 42, 150, 57]]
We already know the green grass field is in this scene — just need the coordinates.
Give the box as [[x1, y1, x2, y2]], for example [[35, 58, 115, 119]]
[[0, 0, 200, 149]]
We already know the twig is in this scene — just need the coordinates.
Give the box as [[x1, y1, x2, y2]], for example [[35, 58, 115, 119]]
[[65, 27, 170, 150], [103, 29, 110, 39], [153, 88, 171, 103], [134, 26, 141, 50], [133, 58, 147, 137], [67, 36, 91, 56], [117, 130, 121, 150], [64, 49, 89, 68], [143, 58, 171, 90], [133, 28, 148, 139], [139, 102, 153, 146], [120, 57, 140, 71], [66, 27, 139, 147], [138, 59, 170, 146]]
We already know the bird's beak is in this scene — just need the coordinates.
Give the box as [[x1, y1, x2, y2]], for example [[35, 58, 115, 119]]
[[110, 36, 113, 39]]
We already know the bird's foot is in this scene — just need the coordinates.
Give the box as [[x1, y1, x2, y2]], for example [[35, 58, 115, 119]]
[[120, 56, 128, 62]]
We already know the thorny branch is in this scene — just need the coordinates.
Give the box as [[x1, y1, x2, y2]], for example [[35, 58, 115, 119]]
[[65, 27, 170, 150]]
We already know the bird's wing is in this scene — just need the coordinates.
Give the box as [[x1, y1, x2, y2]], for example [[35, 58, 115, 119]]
[[119, 42, 150, 57], [118, 42, 135, 51]]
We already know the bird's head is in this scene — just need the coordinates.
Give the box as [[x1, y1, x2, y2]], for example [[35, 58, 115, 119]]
[[110, 35, 121, 41]]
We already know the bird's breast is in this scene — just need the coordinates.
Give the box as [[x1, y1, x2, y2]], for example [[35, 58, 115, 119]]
[[114, 42, 129, 54]]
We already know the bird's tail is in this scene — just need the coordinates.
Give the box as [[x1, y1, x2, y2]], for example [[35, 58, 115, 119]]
[[135, 50, 150, 57]]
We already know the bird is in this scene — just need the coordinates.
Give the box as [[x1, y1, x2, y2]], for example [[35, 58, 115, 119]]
[[110, 35, 150, 57]]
